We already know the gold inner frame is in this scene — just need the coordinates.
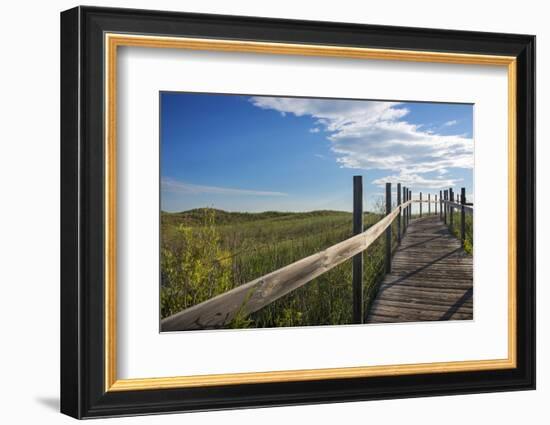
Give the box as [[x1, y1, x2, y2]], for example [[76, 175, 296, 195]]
[[104, 33, 517, 392]]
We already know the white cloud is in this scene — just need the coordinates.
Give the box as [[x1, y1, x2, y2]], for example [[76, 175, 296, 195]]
[[249, 97, 472, 182], [309, 127, 320, 133], [161, 177, 287, 197], [372, 172, 462, 190], [444, 119, 458, 126]]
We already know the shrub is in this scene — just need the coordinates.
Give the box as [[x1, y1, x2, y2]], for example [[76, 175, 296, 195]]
[[160, 209, 232, 318]]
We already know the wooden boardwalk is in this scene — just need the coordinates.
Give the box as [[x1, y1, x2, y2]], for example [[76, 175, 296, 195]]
[[367, 215, 473, 324]]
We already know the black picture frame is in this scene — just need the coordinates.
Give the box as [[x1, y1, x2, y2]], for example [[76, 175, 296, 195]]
[[61, 5, 535, 419]]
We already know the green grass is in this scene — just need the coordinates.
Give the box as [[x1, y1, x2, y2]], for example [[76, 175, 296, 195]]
[[160, 208, 390, 328], [447, 210, 474, 254]]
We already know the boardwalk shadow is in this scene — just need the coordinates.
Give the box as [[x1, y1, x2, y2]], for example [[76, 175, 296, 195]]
[[398, 234, 443, 252], [380, 247, 462, 293], [440, 287, 473, 320]]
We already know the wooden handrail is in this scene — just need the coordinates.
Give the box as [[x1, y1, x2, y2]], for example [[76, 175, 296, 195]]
[[161, 202, 408, 331], [441, 199, 474, 212]]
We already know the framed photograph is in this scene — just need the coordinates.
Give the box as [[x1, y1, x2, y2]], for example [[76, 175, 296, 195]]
[[60, 6, 535, 419]]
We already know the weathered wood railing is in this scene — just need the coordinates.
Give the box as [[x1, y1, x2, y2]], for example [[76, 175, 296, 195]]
[[409, 187, 473, 247], [161, 181, 472, 331], [441, 189, 474, 247], [161, 182, 412, 331]]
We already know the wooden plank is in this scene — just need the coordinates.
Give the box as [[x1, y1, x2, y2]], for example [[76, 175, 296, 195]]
[[388, 268, 474, 277], [367, 305, 472, 322], [367, 314, 401, 323], [380, 277, 473, 290], [379, 279, 473, 292], [161, 202, 402, 331], [381, 279, 473, 288], [372, 299, 472, 314], [391, 255, 471, 263], [369, 303, 472, 318], [378, 284, 474, 298], [377, 288, 471, 303], [376, 289, 473, 306]]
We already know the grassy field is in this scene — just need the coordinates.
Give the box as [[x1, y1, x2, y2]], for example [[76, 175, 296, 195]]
[[160, 208, 395, 328]]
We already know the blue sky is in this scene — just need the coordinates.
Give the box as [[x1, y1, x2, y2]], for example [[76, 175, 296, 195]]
[[161, 92, 473, 213]]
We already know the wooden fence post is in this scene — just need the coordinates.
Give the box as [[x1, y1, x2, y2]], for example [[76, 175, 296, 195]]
[[352, 176, 363, 324], [408, 189, 411, 222], [461, 187, 466, 247], [444, 190, 448, 224], [434, 194, 437, 215], [420, 192, 423, 217], [385, 183, 392, 274], [439, 190, 443, 220], [450, 188, 454, 229], [428, 193, 431, 215], [405, 189, 408, 225], [403, 186, 407, 233], [397, 183, 402, 243], [407, 187, 410, 228]]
